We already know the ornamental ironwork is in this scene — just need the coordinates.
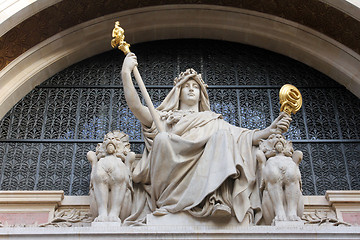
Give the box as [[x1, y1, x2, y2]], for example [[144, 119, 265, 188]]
[[0, 39, 359, 196]]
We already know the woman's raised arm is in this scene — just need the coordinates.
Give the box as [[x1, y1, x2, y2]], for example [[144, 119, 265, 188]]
[[121, 53, 153, 128]]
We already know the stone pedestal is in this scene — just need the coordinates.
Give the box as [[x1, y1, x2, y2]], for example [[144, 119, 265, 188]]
[[146, 212, 249, 227], [272, 220, 304, 227], [91, 222, 122, 228]]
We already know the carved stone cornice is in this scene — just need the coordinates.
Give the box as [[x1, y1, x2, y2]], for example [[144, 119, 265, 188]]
[[326, 191, 360, 204], [0, 191, 63, 204]]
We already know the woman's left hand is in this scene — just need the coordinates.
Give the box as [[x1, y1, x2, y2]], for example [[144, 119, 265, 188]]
[[269, 112, 292, 134]]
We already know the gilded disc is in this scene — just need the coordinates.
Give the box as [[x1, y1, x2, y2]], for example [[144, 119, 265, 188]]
[[279, 84, 302, 115]]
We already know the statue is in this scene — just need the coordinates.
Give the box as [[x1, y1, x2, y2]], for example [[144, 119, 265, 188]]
[[121, 53, 293, 225], [109, 22, 306, 225], [257, 134, 304, 225], [88, 130, 135, 222]]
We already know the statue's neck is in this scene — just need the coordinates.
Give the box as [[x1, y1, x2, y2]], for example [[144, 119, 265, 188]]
[[179, 102, 199, 112]]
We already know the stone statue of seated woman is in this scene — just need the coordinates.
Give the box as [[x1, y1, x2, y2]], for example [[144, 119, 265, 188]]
[[119, 53, 293, 225]]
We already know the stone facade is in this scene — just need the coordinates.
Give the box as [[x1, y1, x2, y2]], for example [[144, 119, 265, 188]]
[[0, 1, 359, 239], [0, 191, 359, 238]]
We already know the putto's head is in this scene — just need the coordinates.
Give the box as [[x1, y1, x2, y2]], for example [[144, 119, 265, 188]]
[[103, 132, 121, 154], [269, 134, 287, 153], [96, 131, 131, 160], [260, 134, 294, 157]]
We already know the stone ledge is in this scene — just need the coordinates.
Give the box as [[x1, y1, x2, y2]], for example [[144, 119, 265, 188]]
[[326, 191, 360, 203], [0, 226, 359, 239], [326, 191, 360, 225], [0, 191, 64, 225], [0, 191, 64, 204]]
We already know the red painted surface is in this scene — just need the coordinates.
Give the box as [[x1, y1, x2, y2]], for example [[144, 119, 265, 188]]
[[342, 212, 360, 225], [0, 212, 49, 225]]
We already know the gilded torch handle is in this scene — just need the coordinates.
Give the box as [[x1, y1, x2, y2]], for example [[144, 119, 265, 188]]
[[112, 22, 165, 133]]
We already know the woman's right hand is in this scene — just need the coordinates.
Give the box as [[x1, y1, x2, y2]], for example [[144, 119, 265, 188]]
[[122, 52, 138, 74]]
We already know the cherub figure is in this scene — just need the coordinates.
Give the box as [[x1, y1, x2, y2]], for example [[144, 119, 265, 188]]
[[88, 130, 135, 222], [257, 134, 304, 225]]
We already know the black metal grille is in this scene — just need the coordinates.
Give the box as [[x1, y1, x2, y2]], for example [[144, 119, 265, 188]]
[[0, 39, 359, 196]]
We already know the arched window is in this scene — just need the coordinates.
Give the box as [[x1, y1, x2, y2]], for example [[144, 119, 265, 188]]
[[0, 40, 359, 196]]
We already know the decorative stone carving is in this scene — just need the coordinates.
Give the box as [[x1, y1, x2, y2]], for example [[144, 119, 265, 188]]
[[88, 131, 135, 222], [257, 134, 304, 225], [302, 210, 351, 226], [39, 209, 92, 227]]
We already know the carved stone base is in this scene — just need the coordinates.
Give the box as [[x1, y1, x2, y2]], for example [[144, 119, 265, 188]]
[[272, 220, 304, 227], [1, 225, 360, 239], [91, 222, 122, 228], [146, 212, 250, 227]]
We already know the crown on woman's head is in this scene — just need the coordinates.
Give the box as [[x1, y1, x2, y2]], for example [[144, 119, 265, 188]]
[[173, 69, 208, 87]]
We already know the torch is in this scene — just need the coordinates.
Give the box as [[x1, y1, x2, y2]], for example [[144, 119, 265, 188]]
[[111, 22, 165, 133]]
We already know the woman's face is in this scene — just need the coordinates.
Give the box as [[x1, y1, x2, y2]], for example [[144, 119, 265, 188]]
[[180, 79, 200, 107]]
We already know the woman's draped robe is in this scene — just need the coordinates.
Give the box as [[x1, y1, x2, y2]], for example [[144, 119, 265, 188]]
[[131, 110, 263, 224]]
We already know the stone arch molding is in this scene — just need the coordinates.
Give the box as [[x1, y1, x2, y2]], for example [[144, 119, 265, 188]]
[[0, 4, 360, 119]]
